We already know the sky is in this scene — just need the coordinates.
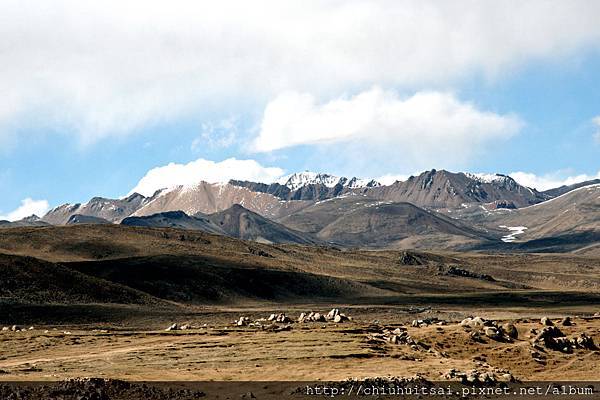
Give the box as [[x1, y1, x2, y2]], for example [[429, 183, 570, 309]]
[[1, 0, 600, 220]]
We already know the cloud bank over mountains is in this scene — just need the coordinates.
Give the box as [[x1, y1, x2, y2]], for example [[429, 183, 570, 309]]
[[129, 158, 284, 197], [510, 170, 600, 191], [251, 88, 522, 168], [0, 198, 49, 222], [2, 0, 600, 144], [2, 1, 599, 214]]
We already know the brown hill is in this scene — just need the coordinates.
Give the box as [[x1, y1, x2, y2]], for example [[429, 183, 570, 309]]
[[205, 204, 319, 245], [0, 225, 600, 315], [278, 196, 490, 249], [0, 253, 162, 305], [121, 210, 226, 235]]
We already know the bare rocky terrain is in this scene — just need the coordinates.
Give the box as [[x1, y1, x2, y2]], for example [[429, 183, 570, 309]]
[[30, 169, 600, 256]]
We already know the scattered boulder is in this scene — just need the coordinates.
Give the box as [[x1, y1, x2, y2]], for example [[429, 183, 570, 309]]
[[298, 312, 325, 323], [470, 331, 484, 342], [540, 317, 554, 326], [165, 323, 179, 331], [398, 251, 425, 266], [370, 326, 419, 348], [412, 317, 444, 328], [530, 326, 596, 352], [502, 323, 518, 339], [268, 313, 291, 323], [561, 317, 573, 326], [1, 327, 8, 332], [444, 369, 511, 385], [460, 316, 492, 329], [236, 317, 250, 326], [326, 308, 339, 320], [461, 317, 519, 341], [574, 333, 596, 350], [484, 327, 502, 340], [298, 310, 348, 323]]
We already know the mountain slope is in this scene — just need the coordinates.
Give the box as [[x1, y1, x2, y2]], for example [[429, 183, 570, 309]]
[[66, 214, 112, 225], [121, 211, 226, 235], [0, 215, 50, 228], [456, 183, 600, 252], [0, 252, 163, 305], [367, 169, 548, 209], [205, 204, 319, 245], [498, 183, 600, 239], [42, 193, 148, 225], [132, 182, 312, 219], [542, 179, 600, 198], [278, 196, 491, 249]]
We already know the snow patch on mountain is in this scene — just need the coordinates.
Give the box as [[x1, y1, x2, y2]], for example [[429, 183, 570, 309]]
[[499, 225, 528, 242], [466, 172, 513, 184]]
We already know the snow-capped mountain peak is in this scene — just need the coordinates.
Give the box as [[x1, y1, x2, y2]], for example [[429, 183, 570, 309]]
[[278, 172, 380, 190], [465, 172, 514, 185]]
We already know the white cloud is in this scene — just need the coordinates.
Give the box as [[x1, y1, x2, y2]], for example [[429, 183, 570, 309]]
[[251, 88, 522, 170], [191, 118, 238, 152], [593, 116, 600, 144], [0, 198, 50, 221], [129, 158, 285, 197], [1, 1, 600, 143], [510, 170, 600, 191]]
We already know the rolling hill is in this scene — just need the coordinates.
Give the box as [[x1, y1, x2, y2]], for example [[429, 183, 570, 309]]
[[205, 204, 319, 245]]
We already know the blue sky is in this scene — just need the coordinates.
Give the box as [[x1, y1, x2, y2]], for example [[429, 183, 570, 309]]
[[1, 1, 600, 219]]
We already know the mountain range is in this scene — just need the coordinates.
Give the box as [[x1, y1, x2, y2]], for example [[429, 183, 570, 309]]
[[4, 169, 598, 254]]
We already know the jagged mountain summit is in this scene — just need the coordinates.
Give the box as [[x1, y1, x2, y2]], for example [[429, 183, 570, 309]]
[[278, 171, 380, 190], [31, 168, 596, 251], [131, 182, 312, 219], [42, 193, 148, 225], [40, 169, 552, 227], [368, 169, 549, 209], [230, 172, 380, 201]]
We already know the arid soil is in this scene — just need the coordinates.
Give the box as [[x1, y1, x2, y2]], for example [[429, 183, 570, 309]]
[[2, 308, 599, 382]]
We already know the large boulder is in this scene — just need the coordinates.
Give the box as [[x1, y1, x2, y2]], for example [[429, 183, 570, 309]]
[[502, 323, 518, 339], [484, 327, 502, 340], [326, 308, 339, 320]]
